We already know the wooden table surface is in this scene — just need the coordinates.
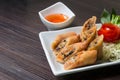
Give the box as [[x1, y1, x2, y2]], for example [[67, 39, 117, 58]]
[[0, 0, 120, 80]]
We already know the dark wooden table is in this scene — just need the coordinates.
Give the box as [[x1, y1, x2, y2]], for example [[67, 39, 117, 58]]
[[0, 0, 120, 80]]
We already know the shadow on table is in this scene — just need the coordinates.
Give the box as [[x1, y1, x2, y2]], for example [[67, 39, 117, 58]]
[[56, 64, 120, 80]]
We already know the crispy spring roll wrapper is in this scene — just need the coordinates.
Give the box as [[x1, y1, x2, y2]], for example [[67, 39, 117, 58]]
[[53, 35, 80, 56], [87, 35, 104, 59], [56, 41, 89, 63], [81, 16, 97, 32], [64, 50, 97, 70], [51, 32, 77, 50], [51, 32, 79, 55], [80, 27, 97, 44], [80, 16, 97, 42]]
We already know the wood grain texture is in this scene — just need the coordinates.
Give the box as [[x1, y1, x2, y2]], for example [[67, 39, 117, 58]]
[[0, 0, 120, 80]]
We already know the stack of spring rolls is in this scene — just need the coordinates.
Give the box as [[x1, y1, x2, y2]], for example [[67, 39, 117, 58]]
[[51, 16, 104, 70]]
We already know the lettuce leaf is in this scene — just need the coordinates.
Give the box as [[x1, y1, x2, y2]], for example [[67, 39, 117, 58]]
[[101, 9, 111, 23], [111, 15, 120, 27], [101, 8, 120, 27]]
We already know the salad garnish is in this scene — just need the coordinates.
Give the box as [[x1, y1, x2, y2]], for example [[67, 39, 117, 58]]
[[98, 9, 120, 42], [101, 8, 120, 27]]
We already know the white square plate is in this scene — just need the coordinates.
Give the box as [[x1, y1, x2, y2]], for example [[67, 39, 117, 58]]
[[39, 24, 120, 76]]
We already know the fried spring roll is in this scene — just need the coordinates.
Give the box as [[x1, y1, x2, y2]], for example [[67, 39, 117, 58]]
[[80, 16, 97, 42], [64, 50, 97, 70], [51, 32, 80, 55], [51, 32, 77, 50], [56, 41, 89, 63], [87, 35, 104, 59], [82, 16, 97, 32], [80, 27, 96, 44]]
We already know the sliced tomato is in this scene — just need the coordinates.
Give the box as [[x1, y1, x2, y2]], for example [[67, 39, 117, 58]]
[[98, 23, 120, 42], [119, 28, 120, 39]]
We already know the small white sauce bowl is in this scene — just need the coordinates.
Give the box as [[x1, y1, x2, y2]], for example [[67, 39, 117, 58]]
[[38, 2, 76, 30]]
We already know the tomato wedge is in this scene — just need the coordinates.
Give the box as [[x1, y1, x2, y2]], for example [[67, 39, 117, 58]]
[[98, 23, 120, 42]]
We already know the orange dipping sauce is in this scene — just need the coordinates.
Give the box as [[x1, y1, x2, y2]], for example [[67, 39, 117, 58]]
[[45, 13, 68, 23]]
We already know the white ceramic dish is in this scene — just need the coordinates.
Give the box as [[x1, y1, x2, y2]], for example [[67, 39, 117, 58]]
[[39, 24, 120, 76], [38, 2, 75, 30]]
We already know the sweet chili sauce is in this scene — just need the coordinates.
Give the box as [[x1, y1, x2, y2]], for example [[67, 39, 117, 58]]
[[45, 13, 68, 23]]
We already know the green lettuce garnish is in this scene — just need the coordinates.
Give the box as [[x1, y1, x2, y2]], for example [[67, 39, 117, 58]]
[[101, 8, 120, 27]]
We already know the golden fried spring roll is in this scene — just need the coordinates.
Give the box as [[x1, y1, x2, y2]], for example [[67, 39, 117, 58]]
[[51, 32, 79, 55], [52, 35, 80, 56], [80, 16, 97, 42], [80, 27, 96, 45], [64, 50, 97, 70], [51, 32, 77, 50], [82, 16, 97, 32], [56, 41, 88, 63], [87, 35, 104, 59]]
